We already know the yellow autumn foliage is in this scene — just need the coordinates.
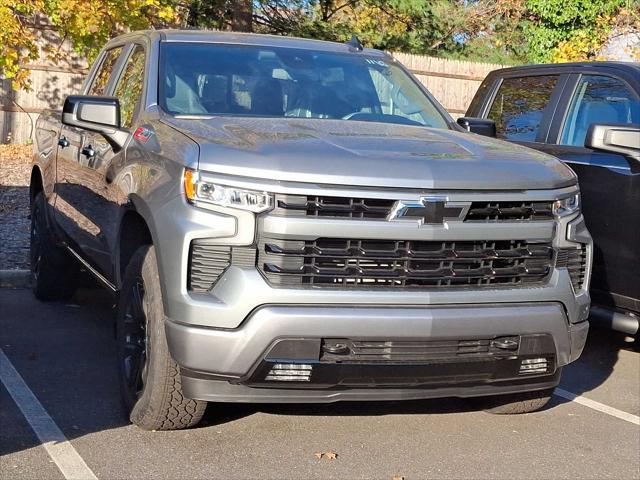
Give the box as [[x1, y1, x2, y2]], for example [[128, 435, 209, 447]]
[[0, 0, 181, 90]]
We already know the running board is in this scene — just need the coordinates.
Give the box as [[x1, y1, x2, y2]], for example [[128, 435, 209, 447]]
[[65, 246, 117, 292], [589, 305, 639, 335]]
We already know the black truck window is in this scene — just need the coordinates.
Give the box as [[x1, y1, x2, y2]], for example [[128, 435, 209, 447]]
[[113, 45, 146, 129], [87, 47, 123, 96], [488, 75, 558, 142], [560, 74, 640, 147]]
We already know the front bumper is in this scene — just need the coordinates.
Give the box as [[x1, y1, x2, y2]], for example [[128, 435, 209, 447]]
[[166, 302, 589, 402], [150, 182, 591, 403]]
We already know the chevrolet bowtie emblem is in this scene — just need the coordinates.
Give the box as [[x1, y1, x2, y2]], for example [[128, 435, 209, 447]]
[[388, 196, 467, 224]]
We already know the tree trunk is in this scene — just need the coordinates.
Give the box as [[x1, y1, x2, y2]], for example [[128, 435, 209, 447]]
[[232, 0, 253, 32]]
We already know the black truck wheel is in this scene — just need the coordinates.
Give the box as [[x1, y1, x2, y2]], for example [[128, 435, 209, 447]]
[[30, 192, 79, 301], [116, 245, 207, 430], [481, 388, 554, 414]]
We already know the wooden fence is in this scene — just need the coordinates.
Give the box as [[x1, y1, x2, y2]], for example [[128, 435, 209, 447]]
[[0, 18, 88, 145], [1, 24, 504, 144]]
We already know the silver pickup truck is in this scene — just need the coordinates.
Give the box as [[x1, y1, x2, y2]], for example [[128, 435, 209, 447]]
[[32, 30, 592, 430]]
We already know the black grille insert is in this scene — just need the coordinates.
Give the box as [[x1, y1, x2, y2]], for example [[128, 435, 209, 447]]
[[556, 245, 588, 291], [274, 195, 554, 222], [260, 238, 554, 288], [321, 339, 501, 363], [465, 201, 554, 221], [188, 244, 256, 292], [188, 244, 231, 292], [277, 196, 395, 219]]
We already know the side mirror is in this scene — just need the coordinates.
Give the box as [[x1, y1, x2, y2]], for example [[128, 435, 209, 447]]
[[456, 117, 497, 137], [585, 123, 640, 160], [62, 95, 128, 150]]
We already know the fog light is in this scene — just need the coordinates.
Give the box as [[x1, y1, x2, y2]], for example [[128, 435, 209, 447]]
[[265, 363, 313, 382], [519, 357, 548, 374]]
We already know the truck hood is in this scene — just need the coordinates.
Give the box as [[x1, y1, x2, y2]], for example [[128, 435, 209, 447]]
[[162, 116, 576, 190]]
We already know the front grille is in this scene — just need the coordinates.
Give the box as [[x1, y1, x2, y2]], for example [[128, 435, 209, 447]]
[[276, 195, 395, 219], [274, 195, 554, 222], [556, 245, 588, 291], [465, 201, 553, 221], [259, 238, 554, 288]]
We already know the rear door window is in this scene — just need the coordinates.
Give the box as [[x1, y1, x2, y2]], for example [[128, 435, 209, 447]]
[[488, 75, 559, 141], [559, 74, 640, 147], [87, 47, 123, 96]]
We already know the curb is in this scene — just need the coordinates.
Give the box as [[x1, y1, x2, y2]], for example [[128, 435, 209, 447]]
[[0, 270, 31, 289]]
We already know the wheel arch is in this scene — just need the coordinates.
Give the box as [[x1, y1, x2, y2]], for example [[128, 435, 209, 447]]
[[117, 202, 155, 288], [29, 165, 44, 205]]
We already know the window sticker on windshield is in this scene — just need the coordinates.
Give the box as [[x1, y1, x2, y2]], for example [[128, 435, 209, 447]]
[[365, 59, 388, 67]]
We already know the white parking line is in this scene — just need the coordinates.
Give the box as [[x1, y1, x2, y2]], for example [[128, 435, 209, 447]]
[[0, 348, 98, 480], [555, 387, 640, 425]]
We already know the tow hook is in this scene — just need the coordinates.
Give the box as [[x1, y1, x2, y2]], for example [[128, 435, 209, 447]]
[[322, 341, 350, 355], [491, 337, 520, 350]]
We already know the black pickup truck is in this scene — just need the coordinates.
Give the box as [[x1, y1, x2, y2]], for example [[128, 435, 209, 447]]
[[463, 62, 640, 336]]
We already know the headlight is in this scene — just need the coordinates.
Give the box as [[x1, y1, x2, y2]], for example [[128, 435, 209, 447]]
[[184, 169, 273, 213], [553, 193, 580, 217]]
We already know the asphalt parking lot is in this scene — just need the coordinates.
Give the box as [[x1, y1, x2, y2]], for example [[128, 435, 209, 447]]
[[1, 287, 638, 480]]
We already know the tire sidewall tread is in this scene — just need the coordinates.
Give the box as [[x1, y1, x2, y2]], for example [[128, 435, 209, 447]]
[[117, 245, 206, 430]]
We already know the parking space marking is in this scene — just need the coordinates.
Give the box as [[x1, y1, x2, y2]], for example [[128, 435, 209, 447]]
[[555, 387, 640, 425], [0, 348, 98, 480]]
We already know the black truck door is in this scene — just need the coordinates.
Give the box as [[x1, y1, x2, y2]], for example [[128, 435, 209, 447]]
[[541, 73, 640, 313]]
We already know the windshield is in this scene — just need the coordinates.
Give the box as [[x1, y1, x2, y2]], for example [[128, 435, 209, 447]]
[[159, 42, 449, 128]]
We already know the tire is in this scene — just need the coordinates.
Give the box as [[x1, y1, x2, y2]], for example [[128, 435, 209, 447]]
[[480, 388, 555, 415], [30, 192, 79, 301], [116, 245, 207, 430]]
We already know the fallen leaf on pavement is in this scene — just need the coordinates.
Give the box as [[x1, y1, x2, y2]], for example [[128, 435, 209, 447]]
[[314, 451, 338, 460]]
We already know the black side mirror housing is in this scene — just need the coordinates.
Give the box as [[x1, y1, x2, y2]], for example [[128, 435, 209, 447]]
[[62, 95, 128, 150], [456, 117, 497, 137], [585, 123, 640, 161]]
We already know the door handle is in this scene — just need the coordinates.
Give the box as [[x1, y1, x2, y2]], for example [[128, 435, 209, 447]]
[[58, 137, 70, 148], [81, 146, 95, 158]]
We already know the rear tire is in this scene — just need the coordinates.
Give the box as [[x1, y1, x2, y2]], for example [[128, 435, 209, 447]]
[[30, 192, 79, 301], [116, 245, 207, 430], [481, 388, 554, 414]]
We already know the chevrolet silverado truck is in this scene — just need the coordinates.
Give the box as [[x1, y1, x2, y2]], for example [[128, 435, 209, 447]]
[[32, 30, 592, 430]]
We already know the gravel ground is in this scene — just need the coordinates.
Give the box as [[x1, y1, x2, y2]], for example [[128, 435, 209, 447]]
[[0, 145, 32, 270]]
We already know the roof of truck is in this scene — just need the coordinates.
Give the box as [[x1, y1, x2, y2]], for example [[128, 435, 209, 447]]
[[489, 61, 640, 76], [113, 29, 388, 57]]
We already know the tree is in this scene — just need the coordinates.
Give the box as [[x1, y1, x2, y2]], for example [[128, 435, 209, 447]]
[[523, 0, 634, 62], [0, 0, 42, 90], [550, 4, 640, 61], [232, 0, 253, 31], [0, 0, 180, 90], [251, 0, 530, 63], [4, 0, 636, 93]]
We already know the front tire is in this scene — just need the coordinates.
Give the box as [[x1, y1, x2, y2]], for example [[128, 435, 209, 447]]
[[30, 192, 79, 301], [116, 245, 207, 430]]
